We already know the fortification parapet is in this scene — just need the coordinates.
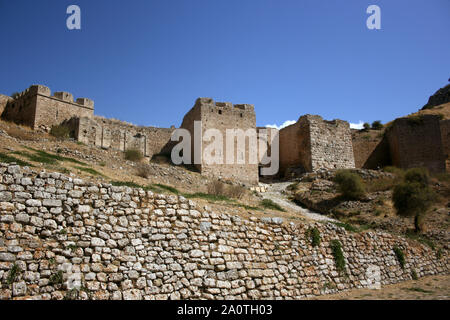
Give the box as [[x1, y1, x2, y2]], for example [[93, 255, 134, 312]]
[[234, 103, 254, 112], [76, 97, 94, 108], [53, 91, 74, 102], [28, 84, 51, 97]]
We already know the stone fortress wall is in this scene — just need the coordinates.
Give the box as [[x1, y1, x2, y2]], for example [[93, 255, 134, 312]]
[[279, 115, 355, 175], [1, 84, 449, 183], [386, 115, 446, 173], [63, 116, 175, 159], [0, 164, 447, 300], [1, 85, 94, 130], [179, 98, 259, 185]]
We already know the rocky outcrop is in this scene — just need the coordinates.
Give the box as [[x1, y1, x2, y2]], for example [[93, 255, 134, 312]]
[[0, 164, 447, 300], [422, 84, 450, 110]]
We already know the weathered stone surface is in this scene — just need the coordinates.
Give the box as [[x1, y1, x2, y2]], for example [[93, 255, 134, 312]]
[[0, 164, 447, 301]]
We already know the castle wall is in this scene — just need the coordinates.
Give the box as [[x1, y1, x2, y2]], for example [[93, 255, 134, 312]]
[[180, 98, 259, 185], [351, 131, 391, 169], [279, 115, 355, 176], [0, 94, 13, 117], [279, 120, 311, 175], [1, 85, 94, 129], [440, 119, 450, 170], [66, 116, 175, 159], [0, 164, 447, 300], [387, 115, 445, 173]]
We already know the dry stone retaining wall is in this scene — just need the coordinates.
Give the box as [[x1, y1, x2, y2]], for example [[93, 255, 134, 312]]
[[0, 164, 447, 300]]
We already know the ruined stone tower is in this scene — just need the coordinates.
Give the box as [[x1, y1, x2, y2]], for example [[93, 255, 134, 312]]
[[279, 114, 355, 175], [1, 84, 94, 130], [179, 98, 259, 185]]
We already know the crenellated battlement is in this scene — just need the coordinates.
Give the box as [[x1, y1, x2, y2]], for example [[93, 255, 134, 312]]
[[12, 85, 94, 110], [194, 97, 255, 114]]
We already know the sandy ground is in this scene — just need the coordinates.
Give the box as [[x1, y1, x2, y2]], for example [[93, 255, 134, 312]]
[[311, 274, 450, 300]]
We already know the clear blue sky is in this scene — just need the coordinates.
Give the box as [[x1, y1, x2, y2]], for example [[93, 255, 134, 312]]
[[1, 0, 449, 128]]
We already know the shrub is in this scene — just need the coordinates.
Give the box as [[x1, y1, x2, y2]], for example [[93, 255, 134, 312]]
[[411, 269, 418, 280], [136, 163, 152, 178], [393, 182, 434, 218], [404, 167, 429, 187], [306, 227, 321, 247], [226, 185, 246, 199], [371, 120, 383, 130], [363, 122, 371, 131], [49, 270, 64, 285], [393, 246, 405, 269], [50, 125, 71, 139], [260, 199, 286, 212], [7, 264, 21, 285], [124, 149, 143, 162], [334, 170, 366, 200], [330, 240, 346, 273], [207, 180, 225, 196]]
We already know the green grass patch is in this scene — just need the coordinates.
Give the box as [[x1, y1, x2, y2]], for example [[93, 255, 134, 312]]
[[26, 147, 87, 165], [405, 231, 436, 250], [332, 221, 358, 232], [260, 199, 286, 212], [153, 183, 180, 194], [0, 152, 33, 167], [405, 287, 433, 294], [74, 166, 104, 177]]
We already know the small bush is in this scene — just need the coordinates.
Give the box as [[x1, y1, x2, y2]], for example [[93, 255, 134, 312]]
[[330, 240, 346, 273], [383, 166, 405, 178], [334, 170, 366, 200], [226, 185, 246, 199], [207, 180, 226, 196], [371, 120, 383, 130], [393, 246, 405, 269], [7, 264, 21, 285], [49, 270, 64, 285], [124, 149, 143, 162], [306, 227, 321, 247], [411, 269, 418, 280], [50, 125, 71, 139], [260, 199, 286, 212], [404, 168, 429, 187], [393, 182, 434, 218], [363, 123, 371, 131], [136, 163, 152, 178]]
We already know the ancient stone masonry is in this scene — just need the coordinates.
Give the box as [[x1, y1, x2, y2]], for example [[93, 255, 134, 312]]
[[386, 115, 446, 173], [0, 94, 13, 117], [179, 98, 259, 185], [351, 131, 391, 169], [279, 115, 355, 176], [63, 116, 175, 159], [1, 85, 94, 130], [440, 120, 450, 170], [0, 164, 447, 300]]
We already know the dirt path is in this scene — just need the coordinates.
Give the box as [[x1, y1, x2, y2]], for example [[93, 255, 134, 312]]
[[262, 182, 336, 222], [311, 274, 450, 300]]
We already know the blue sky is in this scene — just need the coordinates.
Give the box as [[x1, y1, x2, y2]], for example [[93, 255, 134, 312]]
[[0, 0, 449, 129]]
